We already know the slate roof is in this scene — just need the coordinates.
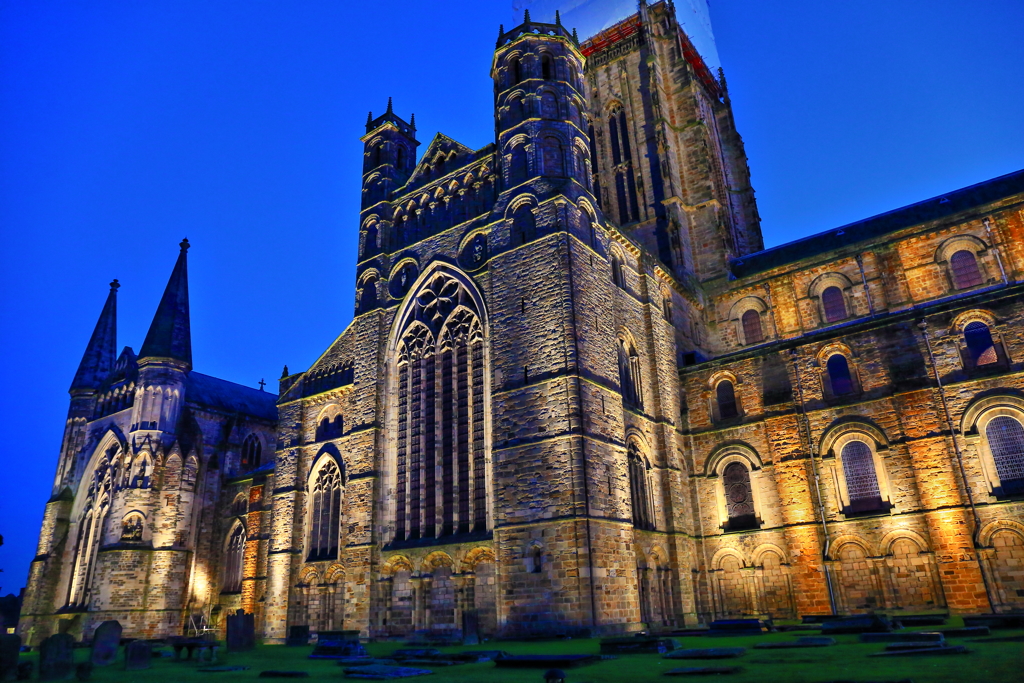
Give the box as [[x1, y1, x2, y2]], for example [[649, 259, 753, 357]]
[[185, 372, 277, 421], [140, 240, 192, 366], [729, 168, 1024, 279]]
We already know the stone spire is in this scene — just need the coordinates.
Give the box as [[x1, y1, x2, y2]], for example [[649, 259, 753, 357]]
[[139, 238, 192, 368], [70, 279, 119, 392]]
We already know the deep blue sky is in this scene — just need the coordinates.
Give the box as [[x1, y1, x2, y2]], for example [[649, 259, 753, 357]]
[[1, 0, 1021, 590]]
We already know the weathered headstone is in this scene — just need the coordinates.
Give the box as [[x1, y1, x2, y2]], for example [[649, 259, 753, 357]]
[[939, 626, 989, 637], [493, 655, 600, 669], [89, 622, 121, 667], [286, 626, 310, 647], [226, 610, 256, 653], [390, 649, 440, 661], [0, 634, 20, 682], [461, 611, 479, 646], [15, 662, 31, 681], [664, 648, 745, 660], [39, 634, 75, 681], [753, 637, 836, 649], [74, 663, 92, 681], [124, 640, 152, 671]]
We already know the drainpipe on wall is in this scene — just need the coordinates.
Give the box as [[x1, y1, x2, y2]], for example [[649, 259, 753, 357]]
[[790, 349, 838, 615], [856, 254, 876, 317], [917, 320, 997, 610], [982, 217, 1009, 284], [687, 429, 716, 623]]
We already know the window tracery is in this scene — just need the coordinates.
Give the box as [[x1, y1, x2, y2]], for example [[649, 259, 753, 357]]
[[986, 416, 1024, 495], [224, 523, 246, 592], [628, 443, 654, 530], [840, 440, 884, 513], [390, 270, 489, 544], [241, 434, 262, 472], [308, 459, 343, 561]]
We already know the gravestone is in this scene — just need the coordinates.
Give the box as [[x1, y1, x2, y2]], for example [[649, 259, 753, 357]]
[[600, 637, 678, 655], [198, 666, 249, 673], [820, 614, 891, 635], [664, 667, 743, 676], [939, 626, 989, 637], [0, 634, 20, 682], [868, 644, 968, 657], [259, 672, 310, 678], [226, 610, 256, 653], [310, 632, 367, 659], [124, 640, 152, 671], [286, 626, 310, 647], [860, 631, 944, 644], [39, 634, 75, 681], [707, 619, 764, 636], [74, 663, 92, 681], [962, 613, 1024, 629], [390, 649, 440, 661], [894, 614, 947, 627], [342, 664, 433, 679], [493, 655, 600, 669], [753, 637, 836, 649], [664, 648, 745, 660], [89, 622, 122, 667], [15, 663, 31, 682], [461, 611, 479, 646]]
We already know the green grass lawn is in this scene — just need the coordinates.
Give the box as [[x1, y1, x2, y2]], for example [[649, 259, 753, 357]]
[[29, 621, 1024, 683]]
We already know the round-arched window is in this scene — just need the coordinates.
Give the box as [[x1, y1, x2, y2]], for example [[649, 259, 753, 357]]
[[723, 462, 756, 530], [821, 286, 848, 323], [950, 250, 983, 289], [986, 415, 1024, 494]]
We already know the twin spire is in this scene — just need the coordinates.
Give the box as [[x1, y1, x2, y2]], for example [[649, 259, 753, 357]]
[[71, 239, 193, 392]]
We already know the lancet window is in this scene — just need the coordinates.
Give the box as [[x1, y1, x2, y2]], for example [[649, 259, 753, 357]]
[[223, 523, 246, 592], [241, 434, 262, 471], [628, 443, 654, 531], [67, 446, 117, 607], [390, 270, 489, 544]]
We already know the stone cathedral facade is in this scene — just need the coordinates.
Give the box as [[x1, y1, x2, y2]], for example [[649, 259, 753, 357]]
[[20, 2, 1024, 645]]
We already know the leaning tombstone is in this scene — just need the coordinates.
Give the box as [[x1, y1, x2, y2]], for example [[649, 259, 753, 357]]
[[124, 641, 152, 671], [39, 634, 75, 681], [0, 634, 20, 682], [89, 622, 121, 667]]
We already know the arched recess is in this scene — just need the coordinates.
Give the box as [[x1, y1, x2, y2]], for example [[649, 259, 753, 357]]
[[384, 262, 492, 546], [712, 549, 751, 617], [880, 533, 943, 611], [637, 544, 675, 627], [832, 538, 885, 614], [751, 544, 795, 618]]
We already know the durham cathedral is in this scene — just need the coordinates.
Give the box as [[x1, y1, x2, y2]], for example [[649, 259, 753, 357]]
[[19, 2, 1024, 645]]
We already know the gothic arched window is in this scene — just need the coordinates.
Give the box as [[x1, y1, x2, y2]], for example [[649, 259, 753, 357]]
[[950, 249, 983, 290], [965, 321, 998, 366], [841, 441, 884, 513], [986, 416, 1024, 495], [628, 444, 654, 530], [742, 309, 763, 345], [610, 253, 625, 288], [722, 462, 756, 530], [223, 524, 246, 592], [241, 434, 262, 472], [822, 286, 848, 323], [541, 136, 564, 176], [618, 110, 632, 161], [609, 115, 622, 165], [827, 354, 855, 396], [308, 459, 343, 561], [716, 380, 739, 420], [390, 270, 489, 544], [67, 448, 115, 607], [182, 455, 198, 492], [359, 275, 378, 312]]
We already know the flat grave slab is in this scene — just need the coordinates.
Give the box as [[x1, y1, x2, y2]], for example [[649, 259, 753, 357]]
[[664, 666, 743, 676], [869, 644, 969, 657], [258, 671, 309, 678], [753, 637, 836, 649], [600, 637, 678, 654], [884, 642, 949, 651], [962, 613, 1024, 629], [938, 626, 989, 637], [820, 615, 892, 635], [893, 615, 947, 627], [390, 649, 440, 660], [335, 659, 398, 668], [967, 634, 1024, 643], [665, 648, 745, 660], [395, 660, 462, 668], [198, 666, 249, 673], [860, 632, 944, 644], [494, 654, 600, 669], [707, 620, 764, 637], [342, 665, 434, 679], [451, 651, 508, 662]]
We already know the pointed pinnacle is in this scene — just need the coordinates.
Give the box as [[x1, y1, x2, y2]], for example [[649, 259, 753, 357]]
[[386, 96, 393, 114], [410, 112, 416, 129], [524, 9, 530, 23], [499, 23, 504, 37], [555, 10, 561, 26], [110, 278, 120, 291], [179, 237, 190, 252], [367, 111, 373, 125], [572, 27, 579, 44], [281, 365, 289, 379]]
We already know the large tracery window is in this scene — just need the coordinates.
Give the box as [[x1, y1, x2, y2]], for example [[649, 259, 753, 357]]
[[390, 270, 489, 544], [986, 416, 1024, 495], [308, 459, 343, 561], [67, 446, 116, 607]]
